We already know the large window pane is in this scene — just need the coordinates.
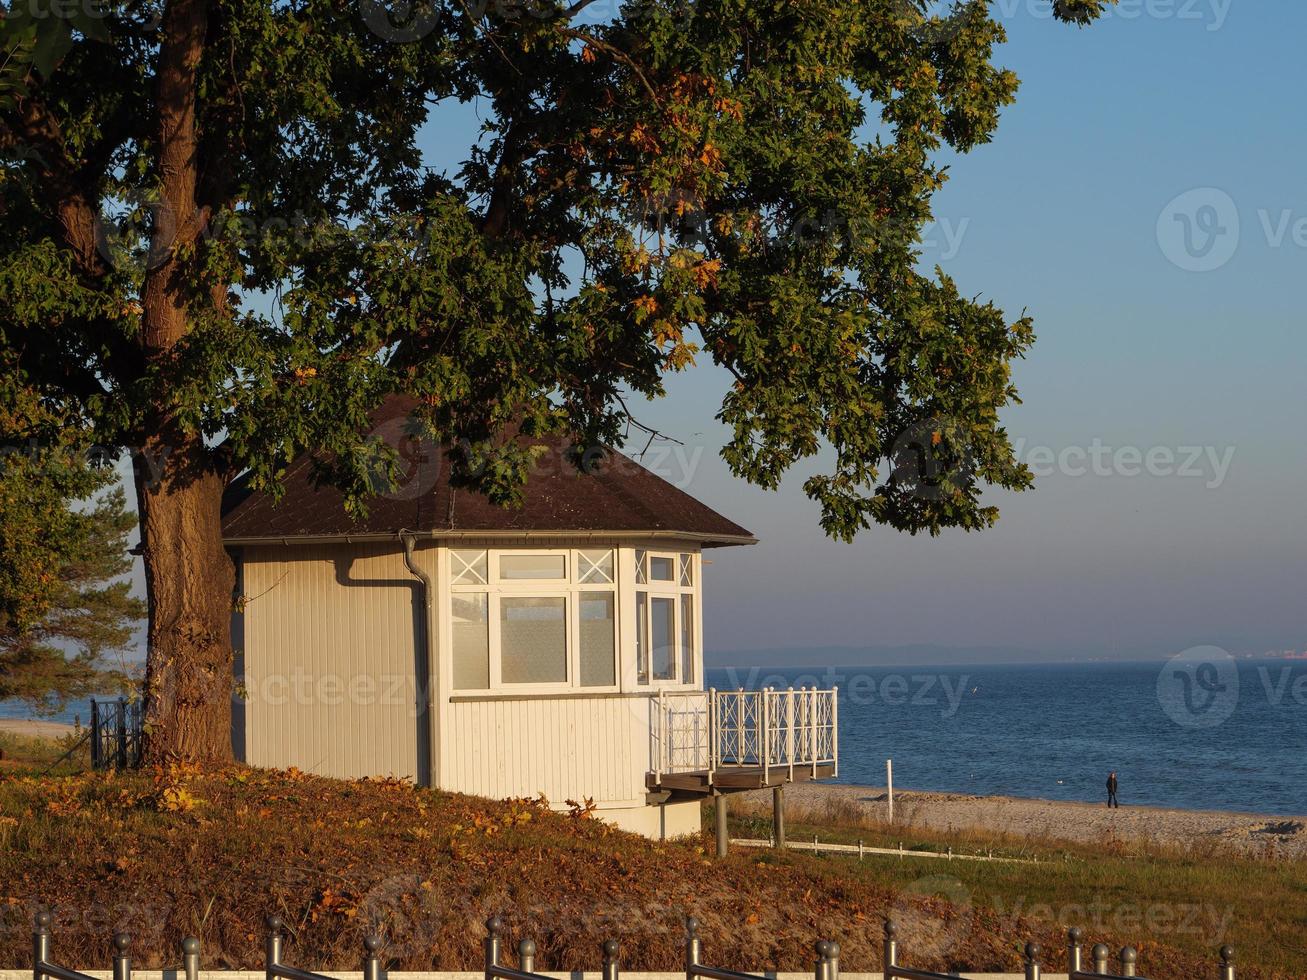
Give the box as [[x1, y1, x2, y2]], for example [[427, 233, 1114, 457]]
[[650, 556, 674, 581], [452, 593, 489, 689], [579, 592, 616, 687], [651, 596, 676, 680], [636, 592, 649, 684], [500, 554, 567, 580], [680, 593, 694, 685], [501, 597, 567, 683]]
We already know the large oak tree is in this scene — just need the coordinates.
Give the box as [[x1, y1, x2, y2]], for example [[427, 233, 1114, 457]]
[[0, 0, 1110, 761]]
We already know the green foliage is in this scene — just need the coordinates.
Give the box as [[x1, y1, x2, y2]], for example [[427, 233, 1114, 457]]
[[0, 368, 143, 714], [1, 0, 1110, 541]]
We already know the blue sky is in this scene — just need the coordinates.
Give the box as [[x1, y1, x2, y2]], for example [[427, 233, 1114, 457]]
[[97, 3, 1299, 664], [569, 2, 1307, 660]]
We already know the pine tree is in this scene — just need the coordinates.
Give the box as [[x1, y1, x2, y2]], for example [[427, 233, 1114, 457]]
[[0, 372, 144, 716]]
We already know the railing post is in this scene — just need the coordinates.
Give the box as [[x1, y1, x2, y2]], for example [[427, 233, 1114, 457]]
[[363, 935, 382, 980], [707, 688, 717, 782], [685, 916, 701, 980], [182, 938, 200, 980], [736, 690, 745, 764], [814, 940, 839, 980], [1219, 945, 1235, 980], [1119, 946, 1137, 978], [760, 689, 770, 770], [484, 916, 503, 980], [831, 687, 839, 777], [1091, 944, 1110, 974], [810, 687, 818, 779], [90, 701, 100, 770], [116, 697, 128, 769], [882, 921, 898, 978], [602, 938, 620, 980], [785, 688, 795, 780], [1024, 942, 1041, 980], [33, 911, 51, 980], [112, 934, 131, 980], [518, 939, 535, 974], [265, 916, 284, 980], [1066, 928, 1082, 976]]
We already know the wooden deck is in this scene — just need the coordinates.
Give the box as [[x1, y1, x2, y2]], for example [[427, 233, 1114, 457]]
[[647, 762, 836, 796]]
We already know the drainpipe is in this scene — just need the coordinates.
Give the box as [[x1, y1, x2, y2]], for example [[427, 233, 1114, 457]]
[[400, 532, 439, 789]]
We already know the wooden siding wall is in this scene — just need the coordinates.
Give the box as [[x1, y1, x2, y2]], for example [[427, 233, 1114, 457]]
[[238, 543, 434, 783], [443, 695, 650, 807]]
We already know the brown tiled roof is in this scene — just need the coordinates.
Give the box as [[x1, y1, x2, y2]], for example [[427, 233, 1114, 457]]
[[221, 397, 755, 547]]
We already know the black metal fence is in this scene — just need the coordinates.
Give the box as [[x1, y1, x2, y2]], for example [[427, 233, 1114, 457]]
[[88, 698, 143, 771], [29, 910, 1239, 980]]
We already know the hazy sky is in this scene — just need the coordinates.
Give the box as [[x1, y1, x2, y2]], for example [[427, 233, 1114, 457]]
[[583, 3, 1307, 660]]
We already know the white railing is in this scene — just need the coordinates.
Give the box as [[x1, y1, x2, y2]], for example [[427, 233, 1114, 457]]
[[650, 687, 839, 785]]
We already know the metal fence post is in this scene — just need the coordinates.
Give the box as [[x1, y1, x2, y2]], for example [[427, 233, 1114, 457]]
[[1091, 944, 1110, 974], [33, 911, 51, 980], [882, 921, 898, 977], [265, 917, 284, 980], [601, 938, 620, 980], [518, 940, 535, 974], [1066, 928, 1082, 976], [484, 916, 503, 980], [112, 933, 131, 980], [1119, 946, 1137, 977], [1219, 945, 1235, 980], [813, 940, 838, 980], [685, 916, 701, 980], [90, 701, 101, 770], [182, 938, 200, 980], [116, 698, 128, 769], [1023, 943, 1041, 980], [363, 935, 382, 980]]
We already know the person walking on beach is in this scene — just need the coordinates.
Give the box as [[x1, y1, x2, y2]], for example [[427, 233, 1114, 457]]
[[1106, 771, 1119, 808]]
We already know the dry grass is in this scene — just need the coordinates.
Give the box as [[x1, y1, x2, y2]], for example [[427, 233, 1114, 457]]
[[0, 766, 1270, 978], [724, 794, 1307, 976]]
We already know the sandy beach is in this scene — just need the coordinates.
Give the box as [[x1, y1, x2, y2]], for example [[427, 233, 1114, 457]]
[[0, 719, 75, 738], [741, 781, 1307, 859]]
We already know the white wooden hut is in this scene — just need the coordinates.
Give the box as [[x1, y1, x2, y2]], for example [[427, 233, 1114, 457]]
[[222, 397, 837, 841]]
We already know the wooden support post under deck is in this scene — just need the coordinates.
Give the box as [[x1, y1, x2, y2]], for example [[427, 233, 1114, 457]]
[[773, 784, 786, 848], [714, 792, 729, 857]]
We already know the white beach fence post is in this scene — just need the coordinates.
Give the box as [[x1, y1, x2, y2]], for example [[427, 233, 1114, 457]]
[[887, 759, 894, 824]]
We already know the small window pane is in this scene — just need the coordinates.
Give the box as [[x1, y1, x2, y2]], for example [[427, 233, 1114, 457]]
[[680, 593, 694, 685], [500, 554, 567, 580], [501, 597, 567, 683], [452, 593, 489, 689], [578, 549, 614, 584], [679, 553, 693, 587], [651, 596, 675, 680], [452, 550, 487, 585], [635, 549, 647, 585], [650, 556, 674, 581], [636, 592, 649, 684], [579, 592, 616, 687]]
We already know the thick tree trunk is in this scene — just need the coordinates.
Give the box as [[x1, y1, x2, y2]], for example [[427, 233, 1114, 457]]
[[136, 430, 235, 765]]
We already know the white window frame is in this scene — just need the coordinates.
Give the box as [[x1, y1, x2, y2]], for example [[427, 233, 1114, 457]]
[[448, 547, 622, 695], [633, 548, 701, 690]]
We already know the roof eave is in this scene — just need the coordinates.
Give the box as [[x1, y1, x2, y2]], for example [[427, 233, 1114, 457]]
[[222, 528, 759, 549]]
